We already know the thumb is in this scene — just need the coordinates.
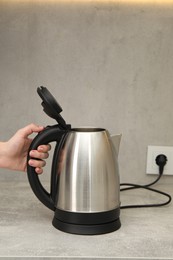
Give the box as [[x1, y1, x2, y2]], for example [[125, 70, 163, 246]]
[[17, 124, 44, 138]]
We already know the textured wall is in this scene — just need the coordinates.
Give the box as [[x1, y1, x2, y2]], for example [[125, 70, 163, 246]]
[[0, 1, 173, 185]]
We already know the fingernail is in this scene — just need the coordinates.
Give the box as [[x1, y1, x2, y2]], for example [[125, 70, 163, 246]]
[[29, 160, 34, 166], [30, 150, 35, 156], [36, 168, 42, 175], [38, 146, 43, 151]]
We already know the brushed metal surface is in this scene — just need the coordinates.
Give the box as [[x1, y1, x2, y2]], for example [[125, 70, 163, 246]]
[[55, 128, 120, 213]]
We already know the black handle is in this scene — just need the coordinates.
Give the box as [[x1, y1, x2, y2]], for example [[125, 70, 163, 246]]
[[27, 125, 67, 211]]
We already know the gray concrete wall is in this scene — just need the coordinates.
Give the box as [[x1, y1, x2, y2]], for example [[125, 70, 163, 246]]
[[0, 1, 173, 185]]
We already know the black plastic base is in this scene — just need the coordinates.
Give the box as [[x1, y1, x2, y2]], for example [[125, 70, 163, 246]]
[[52, 208, 121, 235]]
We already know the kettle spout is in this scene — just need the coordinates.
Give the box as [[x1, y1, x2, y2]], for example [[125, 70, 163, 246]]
[[110, 134, 122, 156]]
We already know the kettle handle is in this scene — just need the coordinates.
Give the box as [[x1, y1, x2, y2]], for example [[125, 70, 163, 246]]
[[27, 125, 67, 211]]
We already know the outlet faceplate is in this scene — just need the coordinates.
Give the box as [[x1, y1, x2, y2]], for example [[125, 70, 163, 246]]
[[146, 145, 173, 175]]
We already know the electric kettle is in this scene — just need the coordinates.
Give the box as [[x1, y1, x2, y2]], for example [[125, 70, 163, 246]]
[[27, 87, 121, 235]]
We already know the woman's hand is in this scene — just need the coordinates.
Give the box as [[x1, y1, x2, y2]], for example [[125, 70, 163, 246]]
[[0, 124, 51, 174]]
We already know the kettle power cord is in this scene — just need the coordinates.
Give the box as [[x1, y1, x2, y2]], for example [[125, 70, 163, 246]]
[[120, 154, 172, 209]]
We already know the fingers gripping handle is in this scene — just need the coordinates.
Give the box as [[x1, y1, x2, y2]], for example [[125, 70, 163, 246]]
[[27, 125, 67, 211]]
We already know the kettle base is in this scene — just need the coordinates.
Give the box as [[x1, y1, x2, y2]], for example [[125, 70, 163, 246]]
[[52, 217, 121, 235], [52, 208, 121, 235]]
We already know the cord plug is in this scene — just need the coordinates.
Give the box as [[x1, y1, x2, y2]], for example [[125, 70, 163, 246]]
[[155, 154, 167, 175]]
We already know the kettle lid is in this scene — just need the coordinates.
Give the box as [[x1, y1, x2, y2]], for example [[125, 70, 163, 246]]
[[37, 86, 69, 129]]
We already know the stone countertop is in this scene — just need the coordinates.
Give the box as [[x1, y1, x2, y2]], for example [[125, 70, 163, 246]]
[[0, 181, 173, 259]]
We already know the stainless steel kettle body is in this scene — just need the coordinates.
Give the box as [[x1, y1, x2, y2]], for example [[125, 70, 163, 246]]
[[56, 127, 120, 213], [27, 125, 121, 235]]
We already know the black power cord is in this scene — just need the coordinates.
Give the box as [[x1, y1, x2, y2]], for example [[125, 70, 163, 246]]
[[120, 154, 172, 209]]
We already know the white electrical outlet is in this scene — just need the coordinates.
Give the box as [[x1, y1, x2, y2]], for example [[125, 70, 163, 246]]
[[146, 145, 173, 175]]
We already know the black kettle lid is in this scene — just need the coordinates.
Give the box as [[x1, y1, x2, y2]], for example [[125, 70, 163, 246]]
[[37, 86, 69, 129]]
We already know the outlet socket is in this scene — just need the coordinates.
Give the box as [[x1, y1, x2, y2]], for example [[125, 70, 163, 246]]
[[146, 145, 173, 175]]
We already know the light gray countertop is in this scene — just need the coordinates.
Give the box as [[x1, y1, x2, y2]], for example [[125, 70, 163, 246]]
[[0, 181, 173, 259]]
